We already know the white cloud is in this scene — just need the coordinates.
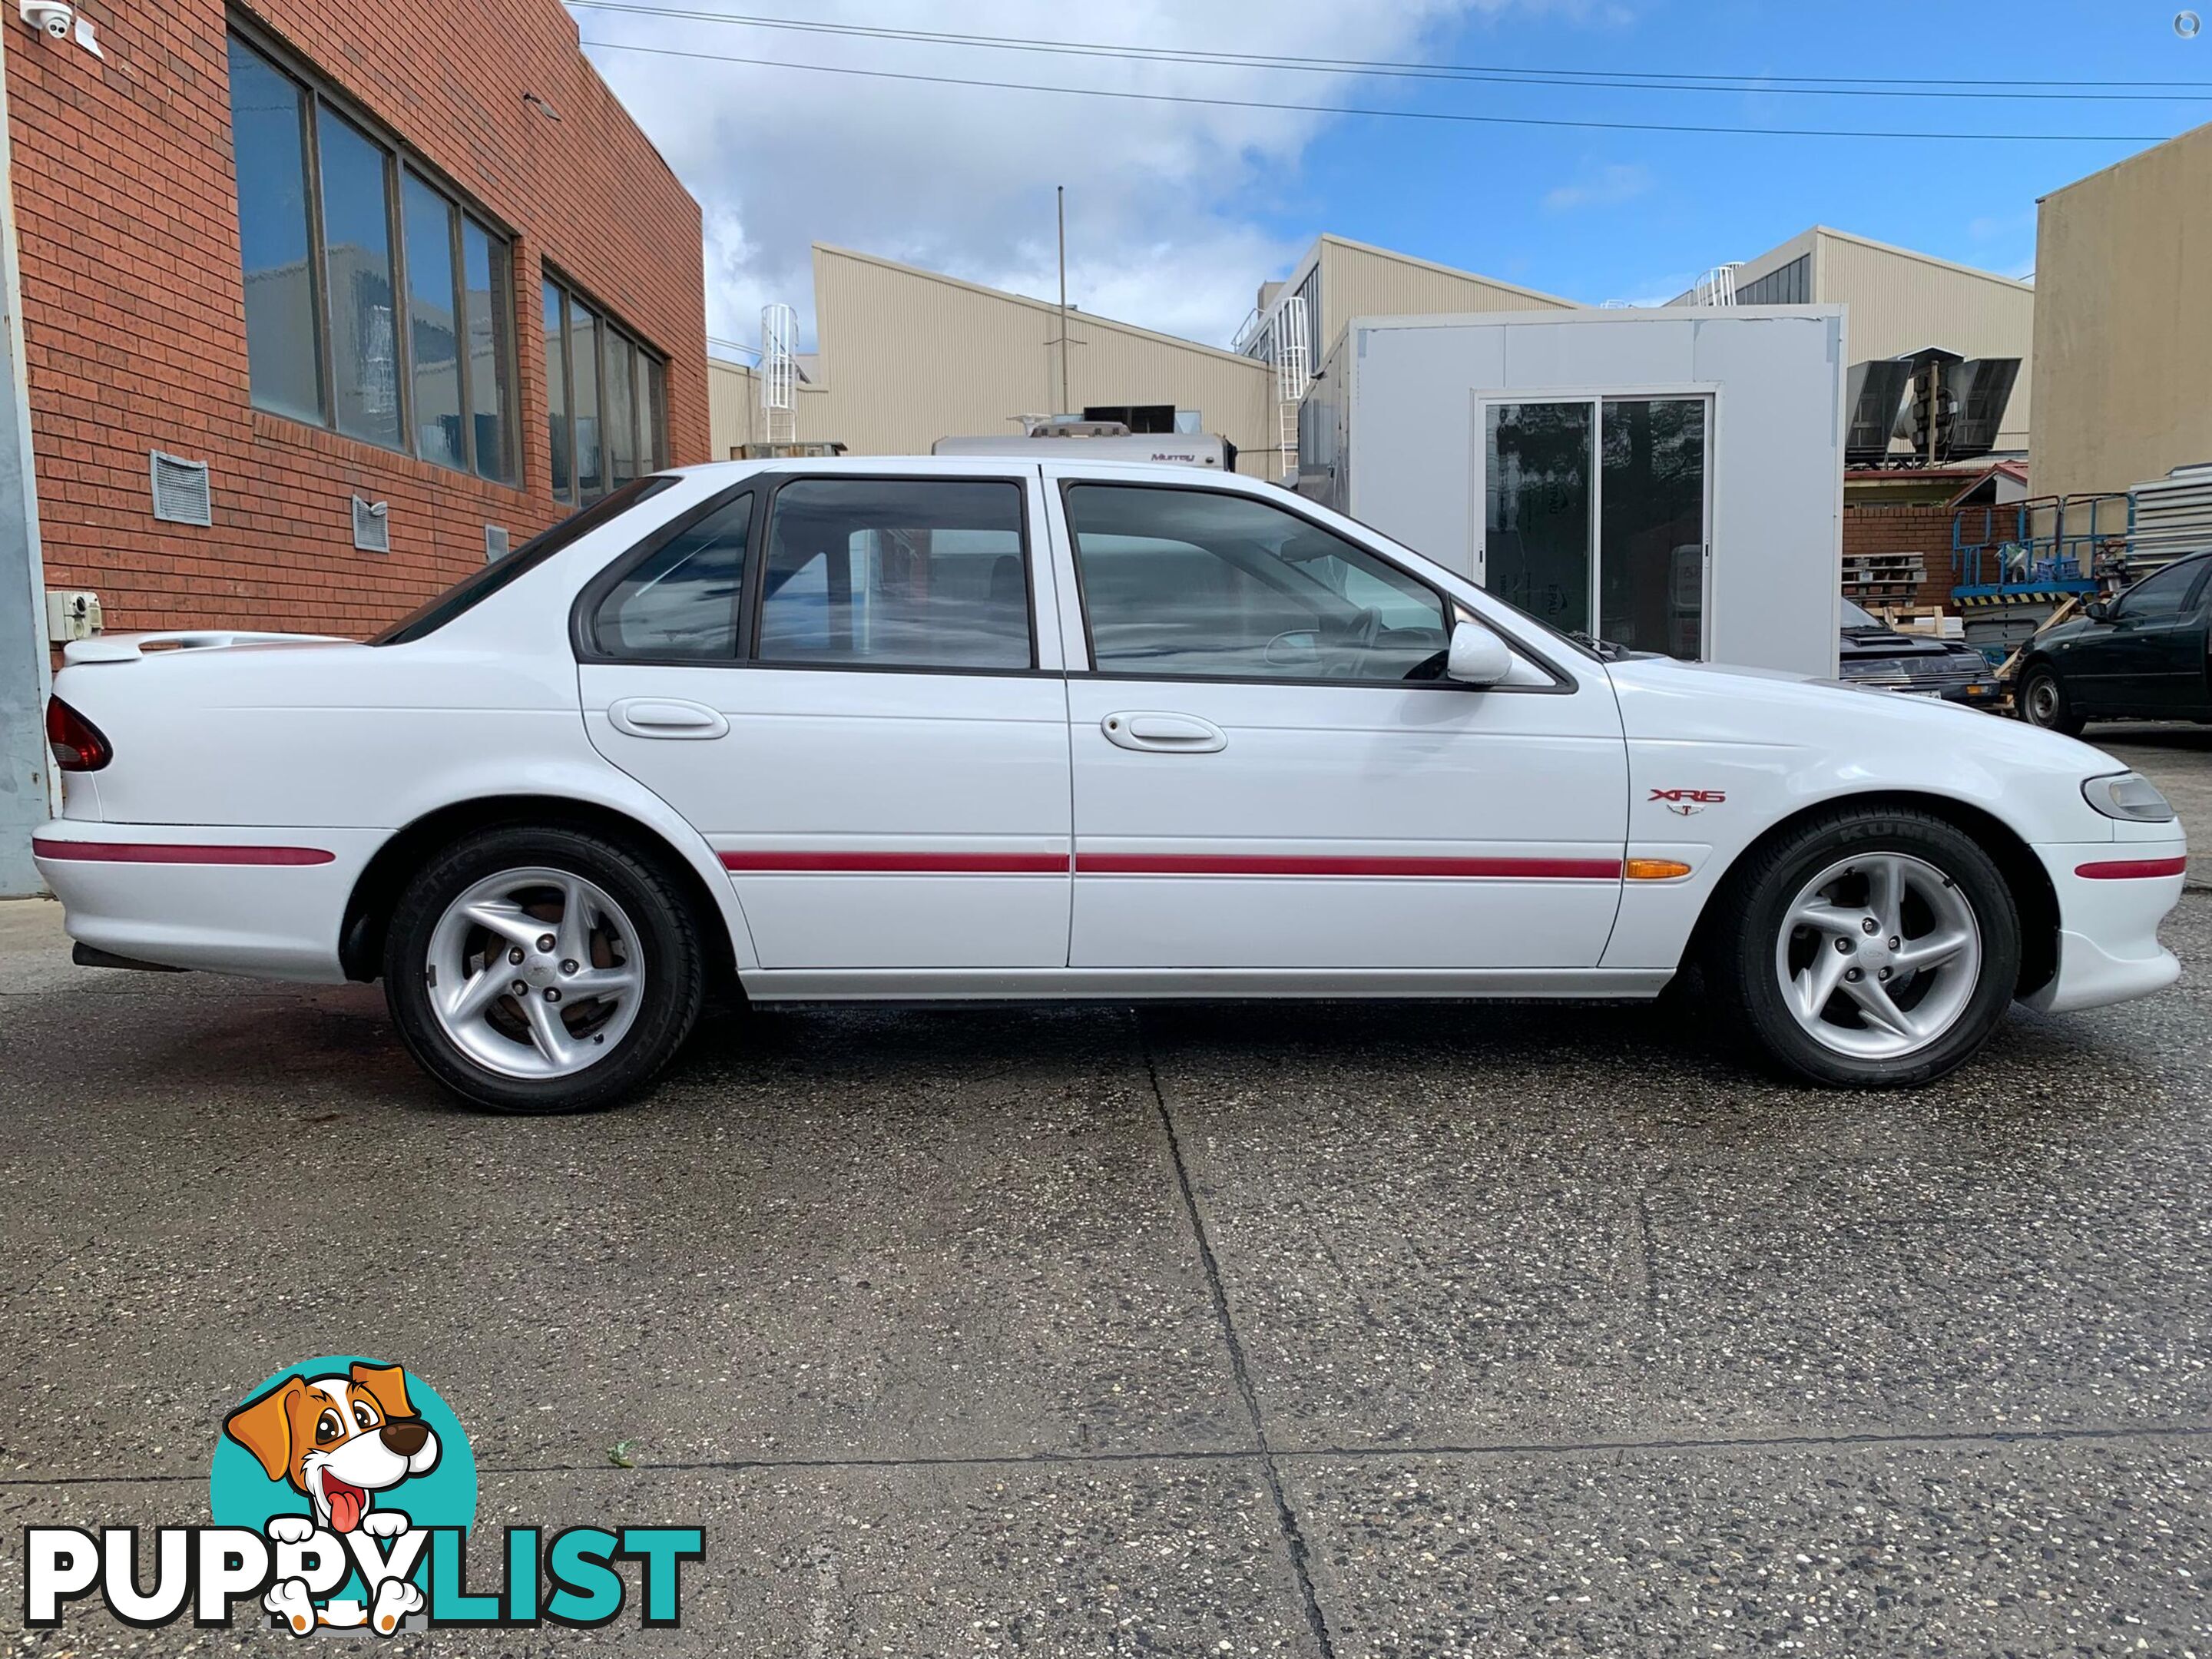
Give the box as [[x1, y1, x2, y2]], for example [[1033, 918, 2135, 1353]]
[[1541, 161, 1652, 214], [571, 1, 1619, 353]]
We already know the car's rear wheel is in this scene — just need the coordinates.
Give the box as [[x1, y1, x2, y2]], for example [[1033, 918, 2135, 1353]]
[[384, 826, 704, 1113], [1707, 806, 2021, 1088], [2018, 664, 2084, 737]]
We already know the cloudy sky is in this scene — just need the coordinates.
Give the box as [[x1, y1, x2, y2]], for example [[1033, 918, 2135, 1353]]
[[568, 2, 2208, 356]]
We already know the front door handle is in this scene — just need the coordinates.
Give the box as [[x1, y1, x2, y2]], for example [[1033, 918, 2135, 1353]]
[[1102, 711, 1227, 753], [608, 697, 730, 740]]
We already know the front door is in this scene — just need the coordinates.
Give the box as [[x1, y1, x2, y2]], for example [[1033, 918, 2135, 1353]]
[[1480, 396, 1710, 661], [1048, 476, 1627, 972], [2095, 558, 2212, 715], [580, 467, 1072, 971]]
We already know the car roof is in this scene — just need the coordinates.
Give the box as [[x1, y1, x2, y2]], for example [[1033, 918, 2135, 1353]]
[[658, 454, 1263, 487]]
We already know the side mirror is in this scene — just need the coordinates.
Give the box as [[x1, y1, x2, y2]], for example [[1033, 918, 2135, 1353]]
[[1445, 619, 1513, 686], [2085, 598, 2113, 623]]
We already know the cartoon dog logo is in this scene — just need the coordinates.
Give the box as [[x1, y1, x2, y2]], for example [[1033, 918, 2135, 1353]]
[[224, 1361, 441, 1634]]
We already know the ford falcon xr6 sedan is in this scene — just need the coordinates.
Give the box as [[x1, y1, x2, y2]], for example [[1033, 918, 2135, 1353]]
[[37, 459, 2187, 1112]]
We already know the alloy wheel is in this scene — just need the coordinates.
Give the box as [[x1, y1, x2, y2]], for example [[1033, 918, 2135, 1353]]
[[1772, 852, 1983, 1061], [423, 866, 644, 1079]]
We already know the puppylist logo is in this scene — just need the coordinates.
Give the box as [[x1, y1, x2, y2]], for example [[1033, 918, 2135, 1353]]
[[23, 1355, 701, 1636]]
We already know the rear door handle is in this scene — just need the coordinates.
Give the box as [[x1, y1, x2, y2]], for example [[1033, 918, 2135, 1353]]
[[1102, 711, 1227, 753], [608, 697, 730, 740]]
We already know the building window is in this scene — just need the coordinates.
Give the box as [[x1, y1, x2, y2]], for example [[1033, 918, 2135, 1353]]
[[543, 274, 670, 507], [224, 28, 518, 482], [1737, 253, 1810, 306]]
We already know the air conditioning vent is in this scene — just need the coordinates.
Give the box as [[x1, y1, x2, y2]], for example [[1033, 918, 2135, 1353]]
[[352, 495, 390, 554], [484, 524, 510, 562], [149, 451, 212, 526]]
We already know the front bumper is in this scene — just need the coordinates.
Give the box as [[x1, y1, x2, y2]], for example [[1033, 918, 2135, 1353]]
[[31, 821, 382, 982], [2023, 836, 2187, 1014]]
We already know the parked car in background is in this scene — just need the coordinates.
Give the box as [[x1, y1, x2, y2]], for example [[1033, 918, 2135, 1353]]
[[1836, 600, 2002, 705], [2017, 551, 2212, 735], [33, 459, 2186, 1111]]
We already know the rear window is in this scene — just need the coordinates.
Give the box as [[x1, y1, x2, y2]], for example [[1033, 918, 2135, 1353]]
[[369, 476, 678, 645]]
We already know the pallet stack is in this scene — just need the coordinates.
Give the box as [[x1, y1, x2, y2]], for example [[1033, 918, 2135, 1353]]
[[1841, 551, 1926, 605]]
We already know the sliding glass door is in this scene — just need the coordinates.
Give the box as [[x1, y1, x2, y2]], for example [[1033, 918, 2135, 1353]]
[[1481, 396, 1710, 660]]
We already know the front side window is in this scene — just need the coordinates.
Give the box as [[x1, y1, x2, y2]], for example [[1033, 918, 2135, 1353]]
[[757, 478, 1030, 671], [224, 31, 518, 479], [543, 275, 668, 508], [1065, 485, 1449, 682], [590, 492, 752, 660], [2114, 559, 2207, 621]]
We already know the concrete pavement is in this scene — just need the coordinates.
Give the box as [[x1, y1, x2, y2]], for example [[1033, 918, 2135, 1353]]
[[1, 886, 2208, 1655]]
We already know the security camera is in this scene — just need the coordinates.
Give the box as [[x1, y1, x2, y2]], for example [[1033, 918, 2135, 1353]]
[[19, 2, 72, 38]]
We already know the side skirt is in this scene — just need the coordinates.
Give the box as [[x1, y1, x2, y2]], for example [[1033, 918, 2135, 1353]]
[[738, 967, 1676, 1003]]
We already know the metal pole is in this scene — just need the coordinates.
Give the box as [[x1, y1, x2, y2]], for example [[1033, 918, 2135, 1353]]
[[0, 25, 55, 897], [1056, 185, 1069, 416]]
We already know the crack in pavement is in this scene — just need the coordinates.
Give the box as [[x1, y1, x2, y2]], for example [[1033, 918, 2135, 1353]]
[[1137, 1010, 1339, 1659], [12, 1419, 2212, 1490]]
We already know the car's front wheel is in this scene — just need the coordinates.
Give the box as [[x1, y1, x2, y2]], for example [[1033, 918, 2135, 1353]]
[[2017, 664, 2084, 737], [384, 825, 704, 1112], [1707, 806, 2022, 1088]]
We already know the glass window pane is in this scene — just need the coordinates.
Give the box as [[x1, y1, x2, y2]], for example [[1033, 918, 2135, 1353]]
[[227, 38, 322, 424], [571, 300, 603, 502], [542, 281, 570, 502], [1065, 485, 1447, 681], [401, 174, 462, 472], [1599, 398, 1707, 661], [463, 219, 513, 482], [316, 109, 401, 449], [373, 476, 678, 645], [1485, 402, 1592, 638], [644, 356, 668, 468], [759, 479, 1030, 670], [592, 492, 751, 658], [606, 332, 637, 489], [2116, 559, 2203, 619]]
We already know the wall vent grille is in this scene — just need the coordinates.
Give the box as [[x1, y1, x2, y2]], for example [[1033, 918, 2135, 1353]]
[[352, 495, 390, 554], [484, 524, 511, 562], [149, 451, 212, 526]]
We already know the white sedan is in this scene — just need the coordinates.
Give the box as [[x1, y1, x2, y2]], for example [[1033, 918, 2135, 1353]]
[[35, 458, 2187, 1111]]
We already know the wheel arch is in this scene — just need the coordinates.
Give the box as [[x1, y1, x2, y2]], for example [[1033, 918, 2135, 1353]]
[[1684, 790, 2059, 999], [339, 795, 744, 995]]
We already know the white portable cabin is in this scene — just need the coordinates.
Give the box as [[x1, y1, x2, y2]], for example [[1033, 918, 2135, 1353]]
[[1298, 307, 1846, 677]]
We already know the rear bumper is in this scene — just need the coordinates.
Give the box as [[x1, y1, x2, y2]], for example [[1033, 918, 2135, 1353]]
[[2024, 838, 2187, 1015], [31, 822, 381, 982]]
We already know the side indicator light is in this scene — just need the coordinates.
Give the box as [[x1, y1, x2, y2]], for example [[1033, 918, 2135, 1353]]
[[1625, 858, 1694, 881], [2075, 856, 2188, 879]]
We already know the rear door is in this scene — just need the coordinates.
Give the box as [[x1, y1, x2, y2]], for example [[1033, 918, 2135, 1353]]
[[1045, 473, 1628, 972], [578, 465, 1072, 972]]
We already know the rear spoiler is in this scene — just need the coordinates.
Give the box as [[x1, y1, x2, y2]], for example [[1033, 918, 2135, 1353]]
[[62, 631, 346, 664]]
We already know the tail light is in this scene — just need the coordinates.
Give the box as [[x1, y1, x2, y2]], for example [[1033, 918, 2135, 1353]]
[[45, 696, 111, 772]]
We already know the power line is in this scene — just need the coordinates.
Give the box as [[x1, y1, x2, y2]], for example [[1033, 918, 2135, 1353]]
[[566, 2, 2212, 103], [576, 38, 2171, 144]]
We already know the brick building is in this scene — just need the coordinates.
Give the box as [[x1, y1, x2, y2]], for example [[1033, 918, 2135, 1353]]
[[5, 0, 707, 641]]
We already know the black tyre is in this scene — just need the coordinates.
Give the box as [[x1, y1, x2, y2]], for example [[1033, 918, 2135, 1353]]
[[2017, 664, 2084, 737], [383, 825, 704, 1113], [1705, 806, 2022, 1089]]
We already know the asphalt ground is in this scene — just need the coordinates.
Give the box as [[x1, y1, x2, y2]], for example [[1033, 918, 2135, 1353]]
[[0, 723, 2207, 1656]]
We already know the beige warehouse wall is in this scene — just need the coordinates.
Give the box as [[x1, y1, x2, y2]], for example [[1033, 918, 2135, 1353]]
[[1315, 235, 1578, 353], [1812, 230, 2036, 452], [2032, 123, 2212, 502], [705, 247, 1279, 474]]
